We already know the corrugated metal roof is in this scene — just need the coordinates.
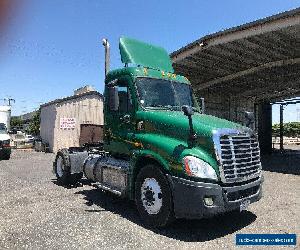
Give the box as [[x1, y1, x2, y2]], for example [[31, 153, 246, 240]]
[[171, 7, 300, 58], [170, 7, 300, 103], [40, 91, 103, 108]]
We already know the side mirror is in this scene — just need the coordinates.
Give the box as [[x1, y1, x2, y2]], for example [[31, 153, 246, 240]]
[[182, 105, 197, 148], [182, 105, 194, 117], [244, 111, 255, 128], [108, 86, 119, 111]]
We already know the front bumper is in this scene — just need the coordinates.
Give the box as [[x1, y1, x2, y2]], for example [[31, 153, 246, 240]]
[[169, 175, 263, 219]]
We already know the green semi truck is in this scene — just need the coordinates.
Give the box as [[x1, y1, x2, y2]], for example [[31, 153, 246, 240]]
[[54, 37, 263, 227]]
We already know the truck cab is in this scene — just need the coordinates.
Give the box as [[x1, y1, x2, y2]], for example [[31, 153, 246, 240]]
[[54, 37, 263, 227], [0, 123, 11, 160]]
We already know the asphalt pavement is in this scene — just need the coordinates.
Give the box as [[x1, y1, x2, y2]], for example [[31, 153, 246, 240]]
[[0, 150, 299, 249]]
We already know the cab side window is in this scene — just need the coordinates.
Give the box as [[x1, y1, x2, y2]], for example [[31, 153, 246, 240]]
[[108, 81, 133, 113], [118, 86, 133, 113]]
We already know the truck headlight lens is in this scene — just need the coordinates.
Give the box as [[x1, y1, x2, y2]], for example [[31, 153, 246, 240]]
[[183, 156, 218, 180]]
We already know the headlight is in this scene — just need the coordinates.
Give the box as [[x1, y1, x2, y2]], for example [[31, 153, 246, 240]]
[[183, 156, 218, 180]]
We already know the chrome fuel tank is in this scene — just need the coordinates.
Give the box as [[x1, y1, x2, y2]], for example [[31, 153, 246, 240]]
[[83, 154, 129, 194]]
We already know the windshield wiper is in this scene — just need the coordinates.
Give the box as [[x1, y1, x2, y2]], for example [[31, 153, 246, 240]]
[[146, 104, 172, 109], [192, 107, 201, 113], [168, 105, 200, 113], [145, 105, 200, 113]]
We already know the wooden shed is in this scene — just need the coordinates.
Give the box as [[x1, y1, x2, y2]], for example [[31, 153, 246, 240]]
[[40, 86, 103, 153]]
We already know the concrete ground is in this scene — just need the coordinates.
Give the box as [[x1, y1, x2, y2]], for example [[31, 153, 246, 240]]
[[0, 150, 299, 249]]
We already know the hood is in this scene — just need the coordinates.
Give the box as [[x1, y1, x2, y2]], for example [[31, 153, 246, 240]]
[[0, 133, 10, 141], [136, 110, 243, 138]]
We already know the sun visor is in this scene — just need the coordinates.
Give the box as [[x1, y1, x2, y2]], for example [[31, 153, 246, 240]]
[[119, 36, 174, 73]]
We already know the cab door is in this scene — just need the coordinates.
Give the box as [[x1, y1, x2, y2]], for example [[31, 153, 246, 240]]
[[104, 77, 135, 157]]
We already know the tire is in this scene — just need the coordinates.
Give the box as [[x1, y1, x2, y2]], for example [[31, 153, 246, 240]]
[[0, 150, 11, 160], [3, 152, 10, 160], [135, 164, 174, 227], [54, 149, 83, 185], [4, 154, 10, 160]]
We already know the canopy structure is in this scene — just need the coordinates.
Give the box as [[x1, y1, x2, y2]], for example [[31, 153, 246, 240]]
[[171, 8, 300, 154], [171, 8, 300, 103]]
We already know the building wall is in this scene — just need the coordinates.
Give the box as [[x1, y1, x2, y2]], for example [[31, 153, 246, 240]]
[[40, 93, 103, 153]]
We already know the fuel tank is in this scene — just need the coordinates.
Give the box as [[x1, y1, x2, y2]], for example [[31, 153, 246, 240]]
[[83, 154, 129, 194]]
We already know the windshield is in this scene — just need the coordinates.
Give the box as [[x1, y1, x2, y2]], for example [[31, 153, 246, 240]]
[[136, 78, 199, 111], [0, 123, 7, 134]]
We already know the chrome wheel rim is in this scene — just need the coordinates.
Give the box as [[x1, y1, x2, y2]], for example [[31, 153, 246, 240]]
[[141, 178, 162, 215], [56, 156, 64, 177]]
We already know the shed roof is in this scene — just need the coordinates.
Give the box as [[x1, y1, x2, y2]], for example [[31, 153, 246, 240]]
[[40, 91, 103, 109], [171, 8, 300, 102]]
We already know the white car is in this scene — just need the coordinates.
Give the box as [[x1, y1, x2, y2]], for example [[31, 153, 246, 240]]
[[25, 135, 35, 143], [11, 133, 26, 148]]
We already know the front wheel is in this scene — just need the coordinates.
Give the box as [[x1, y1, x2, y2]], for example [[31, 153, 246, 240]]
[[135, 164, 174, 227]]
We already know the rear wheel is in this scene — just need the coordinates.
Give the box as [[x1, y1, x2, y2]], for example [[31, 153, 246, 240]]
[[135, 164, 174, 227], [54, 149, 82, 185]]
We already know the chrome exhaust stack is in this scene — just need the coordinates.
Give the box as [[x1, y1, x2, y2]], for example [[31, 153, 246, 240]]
[[102, 38, 110, 76]]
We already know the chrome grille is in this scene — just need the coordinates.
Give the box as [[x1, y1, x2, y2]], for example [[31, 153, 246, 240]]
[[219, 134, 261, 182]]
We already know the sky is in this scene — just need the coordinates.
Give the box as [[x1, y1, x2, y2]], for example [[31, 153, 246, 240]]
[[0, 0, 299, 124]]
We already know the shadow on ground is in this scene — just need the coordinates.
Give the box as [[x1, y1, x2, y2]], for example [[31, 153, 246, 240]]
[[75, 188, 257, 242], [51, 178, 92, 189], [262, 151, 300, 175]]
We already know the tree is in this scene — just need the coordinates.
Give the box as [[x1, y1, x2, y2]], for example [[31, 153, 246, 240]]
[[27, 109, 40, 135], [10, 116, 24, 129], [272, 122, 300, 137]]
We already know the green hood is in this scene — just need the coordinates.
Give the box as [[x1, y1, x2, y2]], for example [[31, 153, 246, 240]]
[[134, 110, 244, 176], [136, 110, 242, 138]]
